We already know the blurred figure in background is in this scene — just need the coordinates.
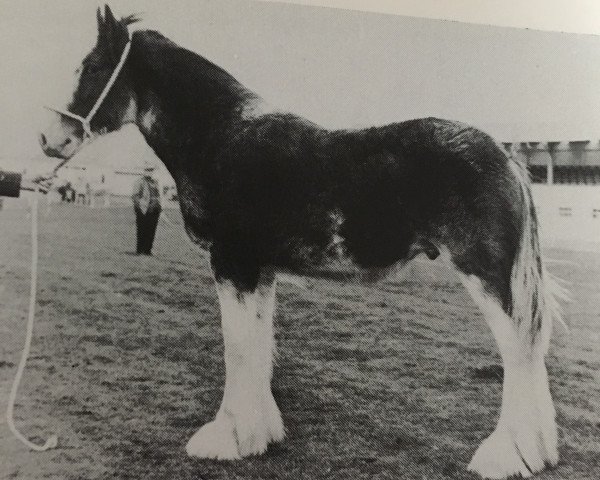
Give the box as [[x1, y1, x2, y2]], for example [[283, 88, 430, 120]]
[[75, 176, 86, 205], [131, 164, 162, 255]]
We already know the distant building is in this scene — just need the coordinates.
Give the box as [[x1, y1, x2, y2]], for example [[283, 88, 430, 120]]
[[58, 164, 175, 198], [501, 141, 600, 185], [51, 125, 177, 200], [501, 140, 600, 248]]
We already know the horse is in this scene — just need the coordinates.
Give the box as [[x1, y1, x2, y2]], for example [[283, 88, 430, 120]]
[[39, 6, 564, 479]]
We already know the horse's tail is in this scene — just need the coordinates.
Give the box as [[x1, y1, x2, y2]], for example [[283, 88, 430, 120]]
[[508, 158, 568, 352]]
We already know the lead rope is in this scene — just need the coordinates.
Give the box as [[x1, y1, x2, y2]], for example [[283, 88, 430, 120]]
[[6, 187, 58, 451]]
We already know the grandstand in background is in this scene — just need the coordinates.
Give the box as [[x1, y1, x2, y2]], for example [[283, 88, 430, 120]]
[[502, 141, 600, 185], [501, 140, 600, 248]]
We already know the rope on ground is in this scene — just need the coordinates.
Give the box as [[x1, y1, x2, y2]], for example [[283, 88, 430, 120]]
[[6, 188, 58, 451]]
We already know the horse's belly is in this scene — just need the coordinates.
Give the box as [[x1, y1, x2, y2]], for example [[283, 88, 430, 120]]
[[276, 254, 397, 284]]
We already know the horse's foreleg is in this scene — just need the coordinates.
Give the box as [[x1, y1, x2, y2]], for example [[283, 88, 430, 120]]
[[186, 271, 283, 459]]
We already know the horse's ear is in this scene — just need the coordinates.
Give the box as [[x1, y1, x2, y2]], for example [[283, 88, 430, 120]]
[[104, 5, 117, 28], [98, 5, 129, 60], [96, 7, 105, 37]]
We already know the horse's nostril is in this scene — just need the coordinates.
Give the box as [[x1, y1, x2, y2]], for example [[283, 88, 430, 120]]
[[63, 138, 72, 146], [39, 133, 47, 147]]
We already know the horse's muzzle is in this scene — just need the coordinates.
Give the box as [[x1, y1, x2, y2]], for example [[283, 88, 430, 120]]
[[38, 121, 82, 160], [39, 133, 72, 159]]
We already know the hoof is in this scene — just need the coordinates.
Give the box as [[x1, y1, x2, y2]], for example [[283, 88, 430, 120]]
[[468, 424, 558, 479], [264, 395, 286, 443], [186, 417, 240, 460], [185, 399, 285, 460]]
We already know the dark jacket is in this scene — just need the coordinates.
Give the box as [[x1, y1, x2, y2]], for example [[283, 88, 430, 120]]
[[0, 171, 22, 197]]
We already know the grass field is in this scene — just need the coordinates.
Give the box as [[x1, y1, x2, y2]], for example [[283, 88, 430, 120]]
[[0, 198, 599, 479]]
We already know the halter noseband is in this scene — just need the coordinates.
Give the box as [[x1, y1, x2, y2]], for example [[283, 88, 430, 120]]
[[44, 40, 132, 139]]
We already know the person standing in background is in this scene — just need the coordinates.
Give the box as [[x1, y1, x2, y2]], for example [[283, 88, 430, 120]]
[[131, 164, 162, 255], [85, 182, 92, 206]]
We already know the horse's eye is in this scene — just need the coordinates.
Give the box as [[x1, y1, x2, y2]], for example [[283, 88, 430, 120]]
[[83, 64, 101, 75]]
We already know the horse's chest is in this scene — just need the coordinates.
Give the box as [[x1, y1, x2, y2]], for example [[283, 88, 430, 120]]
[[173, 173, 212, 245]]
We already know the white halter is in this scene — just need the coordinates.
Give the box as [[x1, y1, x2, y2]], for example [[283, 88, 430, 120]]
[[44, 40, 132, 138]]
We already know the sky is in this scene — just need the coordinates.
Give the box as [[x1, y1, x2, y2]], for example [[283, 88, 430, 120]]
[[276, 0, 600, 36], [1, 0, 600, 170]]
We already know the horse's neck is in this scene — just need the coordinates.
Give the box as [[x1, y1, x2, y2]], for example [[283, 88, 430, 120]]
[[130, 31, 253, 169]]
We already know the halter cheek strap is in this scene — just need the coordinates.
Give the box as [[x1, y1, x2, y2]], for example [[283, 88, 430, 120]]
[[44, 40, 132, 139]]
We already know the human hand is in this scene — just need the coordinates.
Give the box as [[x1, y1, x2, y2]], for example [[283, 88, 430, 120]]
[[21, 159, 61, 193], [20, 177, 51, 193]]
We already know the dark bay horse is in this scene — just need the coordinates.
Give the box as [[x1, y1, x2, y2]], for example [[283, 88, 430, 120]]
[[40, 6, 564, 478]]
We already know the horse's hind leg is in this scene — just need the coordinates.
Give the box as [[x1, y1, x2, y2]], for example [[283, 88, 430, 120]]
[[186, 270, 284, 459], [459, 272, 557, 479], [449, 181, 560, 479], [436, 153, 561, 478]]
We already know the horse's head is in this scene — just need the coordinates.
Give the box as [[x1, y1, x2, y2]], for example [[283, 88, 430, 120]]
[[39, 5, 139, 159]]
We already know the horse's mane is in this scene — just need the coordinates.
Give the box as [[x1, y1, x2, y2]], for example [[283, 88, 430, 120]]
[[120, 14, 141, 27], [129, 26, 255, 117]]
